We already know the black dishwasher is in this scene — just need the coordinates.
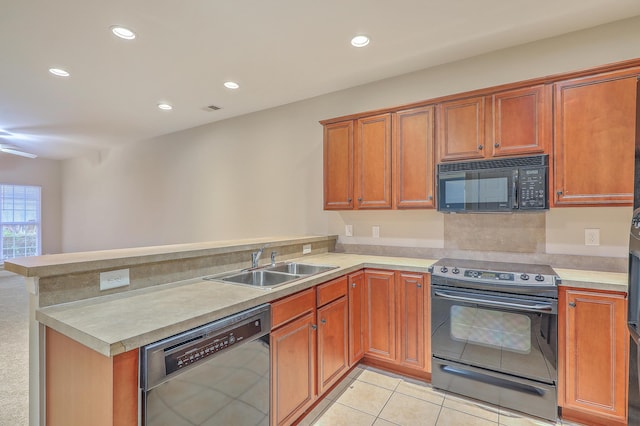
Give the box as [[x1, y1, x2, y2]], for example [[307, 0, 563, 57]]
[[140, 304, 271, 426]]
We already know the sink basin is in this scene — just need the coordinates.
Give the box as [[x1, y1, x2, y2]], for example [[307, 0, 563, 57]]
[[204, 262, 338, 289], [217, 270, 301, 287], [266, 262, 337, 275]]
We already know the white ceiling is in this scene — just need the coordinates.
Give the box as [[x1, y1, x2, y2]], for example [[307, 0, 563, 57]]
[[2, 0, 640, 160]]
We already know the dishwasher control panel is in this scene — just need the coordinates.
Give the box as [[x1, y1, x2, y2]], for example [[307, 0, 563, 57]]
[[141, 304, 271, 391], [164, 318, 264, 375]]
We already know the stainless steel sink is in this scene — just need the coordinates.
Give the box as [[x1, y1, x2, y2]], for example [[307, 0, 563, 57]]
[[204, 262, 338, 289], [217, 270, 301, 287], [266, 262, 337, 275]]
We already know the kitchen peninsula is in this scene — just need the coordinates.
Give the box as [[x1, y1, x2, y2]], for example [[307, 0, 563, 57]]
[[5, 235, 628, 425]]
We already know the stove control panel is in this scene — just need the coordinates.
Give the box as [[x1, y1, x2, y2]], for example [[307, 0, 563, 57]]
[[464, 270, 514, 281], [431, 265, 558, 286]]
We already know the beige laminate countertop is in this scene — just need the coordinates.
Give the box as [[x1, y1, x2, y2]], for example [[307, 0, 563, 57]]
[[36, 253, 628, 357]]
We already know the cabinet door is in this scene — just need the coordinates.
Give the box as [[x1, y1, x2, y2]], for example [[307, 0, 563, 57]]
[[396, 272, 429, 373], [323, 121, 354, 210], [355, 113, 392, 209], [348, 270, 365, 365], [364, 269, 396, 361], [491, 85, 550, 157], [561, 289, 627, 424], [317, 296, 349, 394], [554, 69, 638, 206], [271, 312, 317, 426], [393, 106, 436, 209], [437, 96, 486, 162]]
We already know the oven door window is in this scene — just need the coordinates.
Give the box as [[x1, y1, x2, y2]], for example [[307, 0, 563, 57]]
[[450, 305, 531, 354], [432, 290, 556, 384]]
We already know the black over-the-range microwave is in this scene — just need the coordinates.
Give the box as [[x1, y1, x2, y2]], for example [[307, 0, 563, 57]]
[[436, 154, 549, 213]]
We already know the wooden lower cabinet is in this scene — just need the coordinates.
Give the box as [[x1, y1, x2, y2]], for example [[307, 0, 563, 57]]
[[364, 269, 397, 362], [271, 310, 317, 426], [45, 328, 138, 426], [317, 277, 349, 394], [363, 269, 430, 377], [559, 287, 628, 426], [396, 272, 430, 373], [348, 270, 366, 365]]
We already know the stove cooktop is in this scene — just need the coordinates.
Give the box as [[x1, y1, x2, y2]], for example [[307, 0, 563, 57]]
[[429, 258, 560, 287]]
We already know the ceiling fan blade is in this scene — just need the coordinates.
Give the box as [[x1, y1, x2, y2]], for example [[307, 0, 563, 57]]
[[0, 146, 38, 158]]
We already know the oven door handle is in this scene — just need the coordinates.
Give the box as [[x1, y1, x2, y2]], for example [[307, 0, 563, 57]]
[[434, 291, 554, 312]]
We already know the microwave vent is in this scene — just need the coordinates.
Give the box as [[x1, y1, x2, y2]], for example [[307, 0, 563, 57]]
[[438, 154, 548, 173]]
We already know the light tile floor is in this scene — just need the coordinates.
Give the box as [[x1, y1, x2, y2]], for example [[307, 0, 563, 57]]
[[299, 366, 584, 426]]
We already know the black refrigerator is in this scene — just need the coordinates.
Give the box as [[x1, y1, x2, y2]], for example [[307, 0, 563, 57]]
[[628, 76, 640, 424]]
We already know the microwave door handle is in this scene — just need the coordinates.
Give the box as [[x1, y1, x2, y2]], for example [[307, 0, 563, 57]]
[[513, 170, 519, 209], [434, 291, 553, 312]]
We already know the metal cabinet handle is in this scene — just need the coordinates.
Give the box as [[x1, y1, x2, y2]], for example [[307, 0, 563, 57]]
[[352, 283, 356, 288], [494, 142, 500, 148], [348, 198, 352, 202], [569, 302, 576, 308], [478, 145, 483, 150], [427, 195, 433, 200], [311, 324, 317, 330], [557, 191, 563, 196], [321, 318, 327, 324], [358, 197, 363, 202], [417, 283, 422, 288]]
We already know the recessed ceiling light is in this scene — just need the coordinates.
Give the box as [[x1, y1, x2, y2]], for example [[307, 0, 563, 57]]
[[111, 26, 136, 40], [224, 81, 240, 89], [49, 68, 70, 77], [157, 103, 173, 110], [350, 35, 370, 48]]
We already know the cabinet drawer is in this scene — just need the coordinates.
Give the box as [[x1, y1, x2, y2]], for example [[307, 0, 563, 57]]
[[317, 276, 348, 307], [272, 288, 315, 329]]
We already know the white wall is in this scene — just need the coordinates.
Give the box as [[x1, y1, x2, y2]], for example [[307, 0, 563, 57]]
[[62, 16, 640, 254], [0, 155, 62, 255]]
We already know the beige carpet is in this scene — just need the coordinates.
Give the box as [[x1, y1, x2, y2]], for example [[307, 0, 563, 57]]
[[0, 272, 29, 426]]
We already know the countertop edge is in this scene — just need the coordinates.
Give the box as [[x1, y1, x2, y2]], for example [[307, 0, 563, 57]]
[[36, 254, 628, 357]]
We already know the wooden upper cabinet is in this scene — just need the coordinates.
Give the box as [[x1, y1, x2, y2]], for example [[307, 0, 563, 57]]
[[491, 85, 550, 157], [437, 96, 486, 162], [323, 121, 354, 210], [355, 113, 392, 209], [438, 86, 551, 163], [393, 106, 436, 209], [560, 288, 628, 425], [554, 69, 638, 206]]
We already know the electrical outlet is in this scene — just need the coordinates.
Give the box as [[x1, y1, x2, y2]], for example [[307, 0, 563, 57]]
[[100, 269, 130, 291], [372, 225, 380, 238], [585, 228, 600, 246], [345, 224, 353, 237], [302, 244, 312, 254]]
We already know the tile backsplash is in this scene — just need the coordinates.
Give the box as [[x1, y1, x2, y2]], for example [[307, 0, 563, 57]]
[[444, 213, 545, 253]]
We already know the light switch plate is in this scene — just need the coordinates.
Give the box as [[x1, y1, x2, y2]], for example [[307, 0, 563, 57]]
[[302, 244, 312, 255], [585, 228, 600, 246], [100, 269, 130, 291], [372, 226, 380, 238]]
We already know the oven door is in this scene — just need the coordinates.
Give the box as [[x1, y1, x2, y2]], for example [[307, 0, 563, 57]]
[[437, 168, 517, 212], [431, 285, 557, 384]]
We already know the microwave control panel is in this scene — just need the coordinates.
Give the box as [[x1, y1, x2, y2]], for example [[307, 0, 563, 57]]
[[518, 168, 547, 209]]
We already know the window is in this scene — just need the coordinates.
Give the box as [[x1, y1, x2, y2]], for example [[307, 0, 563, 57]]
[[1, 185, 41, 262]]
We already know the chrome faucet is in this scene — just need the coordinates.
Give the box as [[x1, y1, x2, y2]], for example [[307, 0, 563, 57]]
[[270, 251, 278, 267], [251, 245, 268, 268]]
